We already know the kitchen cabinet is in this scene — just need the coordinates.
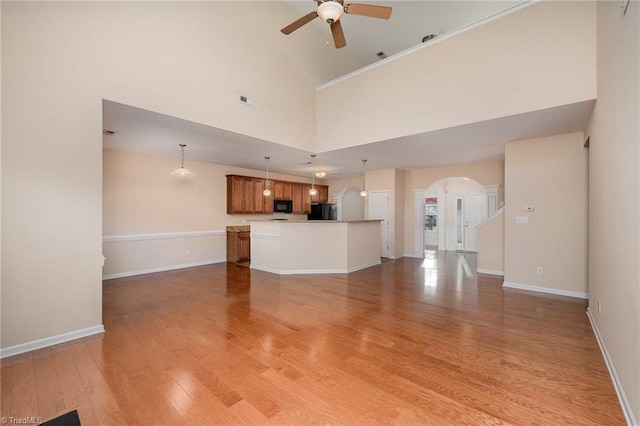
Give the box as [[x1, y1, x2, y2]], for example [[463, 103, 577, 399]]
[[291, 183, 304, 214], [254, 179, 273, 214], [227, 175, 329, 214], [318, 186, 329, 203], [302, 184, 312, 213], [227, 175, 246, 214], [274, 181, 292, 200], [226, 226, 250, 263]]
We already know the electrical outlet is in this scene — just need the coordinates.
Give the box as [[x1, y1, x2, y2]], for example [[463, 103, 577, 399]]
[[536, 267, 544, 275], [186, 248, 191, 256]]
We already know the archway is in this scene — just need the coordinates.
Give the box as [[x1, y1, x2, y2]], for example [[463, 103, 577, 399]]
[[332, 185, 364, 221], [414, 177, 491, 255]]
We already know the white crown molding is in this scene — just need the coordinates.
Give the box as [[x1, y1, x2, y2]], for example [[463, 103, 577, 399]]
[[102, 259, 225, 280], [317, 0, 539, 91], [103, 230, 225, 243], [503, 281, 588, 299], [587, 309, 636, 426], [0, 325, 105, 359]]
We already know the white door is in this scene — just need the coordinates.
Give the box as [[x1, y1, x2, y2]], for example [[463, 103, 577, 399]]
[[369, 190, 390, 258], [463, 194, 487, 252]]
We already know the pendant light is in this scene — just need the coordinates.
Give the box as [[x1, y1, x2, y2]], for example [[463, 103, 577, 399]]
[[263, 156, 272, 196], [170, 144, 194, 176], [309, 154, 318, 196], [360, 159, 367, 197]]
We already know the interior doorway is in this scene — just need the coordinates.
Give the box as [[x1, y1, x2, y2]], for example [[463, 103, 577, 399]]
[[414, 177, 490, 256], [369, 190, 390, 258], [455, 194, 488, 252]]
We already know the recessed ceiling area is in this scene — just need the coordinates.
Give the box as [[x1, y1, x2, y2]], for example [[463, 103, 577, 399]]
[[103, 99, 594, 179]]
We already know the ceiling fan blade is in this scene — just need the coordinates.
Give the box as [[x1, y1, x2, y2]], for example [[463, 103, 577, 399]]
[[281, 11, 318, 35], [331, 19, 347, 49], [345, 3, 392, 19]]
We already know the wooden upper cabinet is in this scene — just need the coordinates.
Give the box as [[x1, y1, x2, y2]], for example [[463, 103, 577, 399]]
[[291, 183, 304, 214], [227, 175, 326, 215], [302, 184, 312, 213], [309, 184, 328, 203], [262, 180, 274, 214], [254, 179, 266, 214], [227, 175, 244, 214], [274, 181, 293, 200], [274, 181, 283, 199], [241, 177, 254, 214], [318, 185, 329, 203]]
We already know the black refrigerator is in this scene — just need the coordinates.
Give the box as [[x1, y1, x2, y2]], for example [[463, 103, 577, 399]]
[[308, 203, 337, 220]]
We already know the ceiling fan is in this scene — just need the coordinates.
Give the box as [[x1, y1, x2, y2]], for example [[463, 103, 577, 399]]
[[281, 0, 392, 49]]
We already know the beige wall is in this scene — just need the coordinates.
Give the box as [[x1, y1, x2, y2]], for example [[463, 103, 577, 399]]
[[477, 209, 505, 274], [2, 1, 353, 352], [316, 1, 596, 151], [2, 76, 103, 349], [3, 2, 358, 153], [587, 2, 640, 421], [103, 149, 314, 278], [504, 132, 588, 297]]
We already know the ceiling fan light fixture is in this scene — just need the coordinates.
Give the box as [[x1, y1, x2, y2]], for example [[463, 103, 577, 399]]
[[317, 1, 344, 23]]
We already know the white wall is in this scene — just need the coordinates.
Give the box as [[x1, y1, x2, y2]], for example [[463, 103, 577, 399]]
[[316, 1, 596, 151], [587, 2, 640, 422], [504, 132, 588, 298]]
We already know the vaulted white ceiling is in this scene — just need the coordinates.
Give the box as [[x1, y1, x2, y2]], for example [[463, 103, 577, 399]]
[[103, 1, 593, 179]]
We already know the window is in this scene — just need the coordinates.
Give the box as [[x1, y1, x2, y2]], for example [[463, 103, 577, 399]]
[[424, 198, 437, 231]]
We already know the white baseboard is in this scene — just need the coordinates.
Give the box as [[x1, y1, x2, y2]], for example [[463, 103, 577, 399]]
[[586, 308, 636, 426], [477, 268, 504, 276], [403, 253, 424, 259], [251, 260, 381, 275], [0, 325, 105, 359], [102, 258, 225, 280], [502, 281, 588, 299]]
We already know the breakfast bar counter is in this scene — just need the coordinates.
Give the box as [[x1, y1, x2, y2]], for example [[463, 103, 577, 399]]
[[249, 220, 381, 275]]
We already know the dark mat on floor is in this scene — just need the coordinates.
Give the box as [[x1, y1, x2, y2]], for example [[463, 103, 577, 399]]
[[42, 410, 81, 426]]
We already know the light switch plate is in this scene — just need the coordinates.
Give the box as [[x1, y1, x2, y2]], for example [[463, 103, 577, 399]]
[[516, 216, 529, 224]]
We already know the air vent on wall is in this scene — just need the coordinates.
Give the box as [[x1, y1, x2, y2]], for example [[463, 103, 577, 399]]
[[239, 94, 255, 107]]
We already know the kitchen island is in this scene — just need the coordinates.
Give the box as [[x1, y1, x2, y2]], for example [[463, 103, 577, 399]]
[[250, 220, 382, 275]]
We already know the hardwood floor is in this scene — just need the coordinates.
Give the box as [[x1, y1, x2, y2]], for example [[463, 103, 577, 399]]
[[1, 251, 625, 425]]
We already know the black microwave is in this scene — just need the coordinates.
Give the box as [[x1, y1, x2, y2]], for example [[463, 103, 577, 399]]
[[273, 199, 293, 213]]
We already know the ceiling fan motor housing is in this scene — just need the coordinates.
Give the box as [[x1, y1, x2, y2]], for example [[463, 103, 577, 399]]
[[318, 1, 344, 23]]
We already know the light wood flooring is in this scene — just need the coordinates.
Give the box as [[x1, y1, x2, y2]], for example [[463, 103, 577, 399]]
[[1, 251, 626, 425]]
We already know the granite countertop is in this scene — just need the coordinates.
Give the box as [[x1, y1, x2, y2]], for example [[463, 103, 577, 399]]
[[249, 220, 381, 224], [226, 225, 251, 232]]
